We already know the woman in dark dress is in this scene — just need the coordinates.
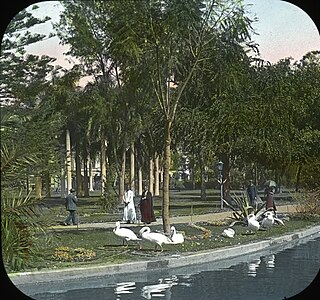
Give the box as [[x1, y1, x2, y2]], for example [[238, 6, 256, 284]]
[[140, 187, 156, 224], [265, 187, 277, 212]]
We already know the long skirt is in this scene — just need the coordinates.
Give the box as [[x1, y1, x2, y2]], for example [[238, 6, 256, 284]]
[[123, 202, 136, 222], [140, 199, 155, 224], [266, 194, 277, 211]]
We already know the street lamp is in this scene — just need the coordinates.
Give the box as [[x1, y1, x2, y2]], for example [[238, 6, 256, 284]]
[[217, 161, 224, 209]]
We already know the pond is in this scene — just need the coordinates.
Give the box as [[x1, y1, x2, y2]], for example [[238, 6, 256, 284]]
[[18, 233, 320, 300]]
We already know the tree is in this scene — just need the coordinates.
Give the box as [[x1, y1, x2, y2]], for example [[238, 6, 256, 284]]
[[0, 6, 58, 269], [0, 5, 56, 106], [93, 0, 256, 232], [291, 51, 320, 189]]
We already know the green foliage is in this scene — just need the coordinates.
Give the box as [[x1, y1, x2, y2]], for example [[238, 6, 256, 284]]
[[0, 6, 57, 106], [0, 6, 62, 269], [98, 161, 119, 213], [98, 193, 119, 214], [1, 190, 48, 271]]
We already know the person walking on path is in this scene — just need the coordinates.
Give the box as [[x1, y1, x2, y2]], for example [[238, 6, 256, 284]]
[[64, 188, 78, 225], [247, 180, 258, 209], [140, 186, 156, 224], [123, 185, 136, 224]]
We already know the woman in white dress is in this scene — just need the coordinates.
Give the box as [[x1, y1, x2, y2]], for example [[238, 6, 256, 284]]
[[123, 185, 137, 224]]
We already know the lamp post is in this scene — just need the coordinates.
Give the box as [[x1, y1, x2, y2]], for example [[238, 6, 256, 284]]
[[217, 161, 224, 209]]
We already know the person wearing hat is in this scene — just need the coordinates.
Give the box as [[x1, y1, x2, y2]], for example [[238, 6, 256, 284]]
[[64, 188, 78, 225]]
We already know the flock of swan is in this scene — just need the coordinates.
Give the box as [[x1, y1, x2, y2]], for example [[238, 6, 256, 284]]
[[113, 221, 185, 251], [223, 210, 285, 238], [113, 209, 285, 249]]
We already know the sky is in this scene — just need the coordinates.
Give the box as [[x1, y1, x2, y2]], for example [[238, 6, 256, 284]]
[[7, 0, 320, 71]]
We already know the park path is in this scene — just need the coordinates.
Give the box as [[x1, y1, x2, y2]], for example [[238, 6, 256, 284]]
[[50, 204, 296, 230]]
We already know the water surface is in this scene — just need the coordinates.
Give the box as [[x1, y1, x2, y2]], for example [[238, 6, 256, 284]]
[[21, 234, 320, 300]]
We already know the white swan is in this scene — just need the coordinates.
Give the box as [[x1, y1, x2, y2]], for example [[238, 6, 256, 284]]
[[170, 226, 184, 244], [247, 213, 260, 232], [113, 221, 141, 247], [274, 215, 285, 226], [222, 228, 235, 238], [139, 226, 173, 251], [261, 211, 275, 229]]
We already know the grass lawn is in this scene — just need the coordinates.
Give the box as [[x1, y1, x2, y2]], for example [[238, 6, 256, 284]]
[[17, 214, 320, 273], [6, 189, 313, 273]]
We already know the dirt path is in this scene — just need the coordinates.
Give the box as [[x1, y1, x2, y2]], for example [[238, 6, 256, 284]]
[[50, 204, 296, 230]]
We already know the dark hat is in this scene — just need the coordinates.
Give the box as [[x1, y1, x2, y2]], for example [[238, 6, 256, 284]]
[[70, 188, 75, 193]]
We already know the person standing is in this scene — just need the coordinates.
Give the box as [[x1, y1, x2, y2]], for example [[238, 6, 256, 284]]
[[64, 188, 78, 225], [123, 185, 136, 224], [140, 186, 156, 224], [247, 180, 258, 209], [265, 186, 277, 213]]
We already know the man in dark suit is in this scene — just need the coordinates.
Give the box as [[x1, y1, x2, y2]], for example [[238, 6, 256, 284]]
[[64, 188, 78, 225], [247, 180, 258, 209]]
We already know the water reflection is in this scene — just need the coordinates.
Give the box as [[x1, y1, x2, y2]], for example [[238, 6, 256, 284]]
[[112, 237, 318, 299], [115, 282, 136, 295], [16, 234, 320, 300], [264, 254, 276, 271], [247, 258, 261, 277], [141, 276, 178, 299]]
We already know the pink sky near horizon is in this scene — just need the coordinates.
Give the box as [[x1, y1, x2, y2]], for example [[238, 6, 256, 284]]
[[244, 0, 320, 63], [20, 0, 320, 72]]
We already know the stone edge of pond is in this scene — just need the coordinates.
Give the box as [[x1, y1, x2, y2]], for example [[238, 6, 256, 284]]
[[8, 224, 320, 286]]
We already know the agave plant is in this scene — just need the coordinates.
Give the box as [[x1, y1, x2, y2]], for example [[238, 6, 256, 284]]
[[223, 192, 265, 225]]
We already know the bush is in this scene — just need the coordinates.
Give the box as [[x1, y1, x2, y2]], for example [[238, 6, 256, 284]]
[[292, 188, 320, 216], [98, 188, 119, 213], [1, 190, 47, 271], [52, 246, 96, 262]]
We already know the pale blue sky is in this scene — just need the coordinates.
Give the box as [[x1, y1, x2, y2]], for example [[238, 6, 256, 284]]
[[22, 0, 320, 68], [244, 0, 320, 63]]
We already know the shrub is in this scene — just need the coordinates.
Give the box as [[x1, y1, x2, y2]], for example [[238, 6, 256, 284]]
[[1, 190, 47, 271], [52, 246, 96, 262], [292, 188, 320, 216]]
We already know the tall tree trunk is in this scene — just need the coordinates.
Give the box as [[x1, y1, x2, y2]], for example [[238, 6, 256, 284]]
[[200, 155, 206, 200], [138, 165, 143, 195], [88, 158, 94, 192], [162, 121, 171, 233], [154, 154, 160, 196], [119, 147, 126, 203], [66, 129, 72, 191], [221, 153, 231, 201], [75, 146, 83, 197], [35, 175, 42, 200], [83, 156, 89, 197], [190, 159, 195, 190], [200, 173, 206, 200], [149, 157, 154, 195], [60, 156, 66, 198], [44, 171, 51, 197], [101, 139, 107, 195], [295, 165, 302, 192], [130, 142, 135, 193]]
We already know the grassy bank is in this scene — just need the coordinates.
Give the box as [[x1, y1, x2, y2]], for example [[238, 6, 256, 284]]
[[10, 214, 320, 273]]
